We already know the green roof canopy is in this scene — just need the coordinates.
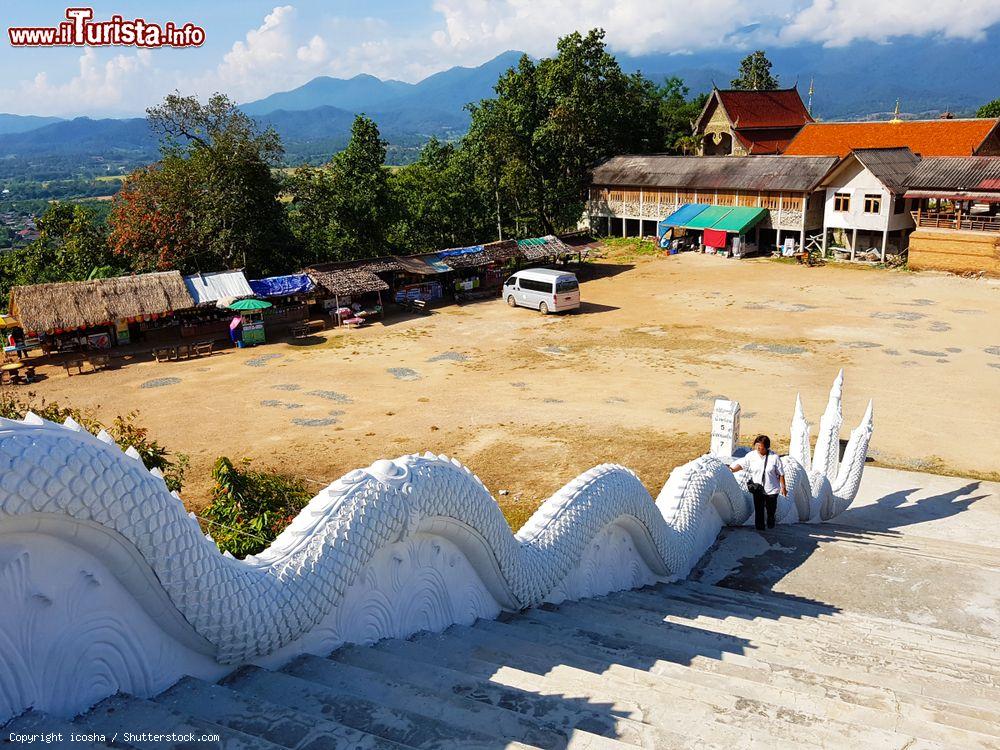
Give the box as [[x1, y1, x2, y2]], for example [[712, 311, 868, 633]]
[[710, 206, 767, 234], [682, 205, 735, 229]]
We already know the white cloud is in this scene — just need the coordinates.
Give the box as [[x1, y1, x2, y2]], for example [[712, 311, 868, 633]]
[[778, 0, 1000, 46], [3, 47, 154, 117], [205, 5, 301, 97], [297, 35, 328, 64]]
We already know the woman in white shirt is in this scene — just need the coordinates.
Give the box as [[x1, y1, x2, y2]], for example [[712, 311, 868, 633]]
[[730, 435, 787, 530]]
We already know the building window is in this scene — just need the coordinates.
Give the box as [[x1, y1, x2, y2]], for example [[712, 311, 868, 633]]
[[893, 197, 906, 215], [864, 193, 882, 214], [834, 192, 851, 212]]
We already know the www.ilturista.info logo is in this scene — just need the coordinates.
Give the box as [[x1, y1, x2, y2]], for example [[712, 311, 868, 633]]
[[8, 7, 205, 48]]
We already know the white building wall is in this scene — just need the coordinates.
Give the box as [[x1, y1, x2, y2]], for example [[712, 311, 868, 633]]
[[823, 161, 915, 234]]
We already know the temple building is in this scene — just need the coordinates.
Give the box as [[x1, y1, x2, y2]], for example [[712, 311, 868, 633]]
[[586, 154, 837, 252], [784, 118, 1000, 157], [692, 88, 813, 156]]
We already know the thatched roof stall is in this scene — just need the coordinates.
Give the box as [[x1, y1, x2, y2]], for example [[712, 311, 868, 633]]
[[483, 239, 519, 264], [307, 267, 390, 297], [517, 235, 575, 262], [9, 271, 194, 335], [437, 245, 489, 269]]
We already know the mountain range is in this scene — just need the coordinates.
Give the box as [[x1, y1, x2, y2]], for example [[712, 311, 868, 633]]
[[1, 32, 998, 179]]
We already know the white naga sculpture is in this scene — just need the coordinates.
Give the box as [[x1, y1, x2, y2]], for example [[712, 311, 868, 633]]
[[0, 372, 872, 722]]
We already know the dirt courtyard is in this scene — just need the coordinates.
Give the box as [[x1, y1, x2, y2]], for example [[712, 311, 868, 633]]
[[21, 250, 1000, 526]]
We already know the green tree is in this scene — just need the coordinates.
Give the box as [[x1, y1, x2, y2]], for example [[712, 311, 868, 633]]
[[0, 202, 123, 303], [731, 50, 779, 90], [465, 29, 663, 235], [656, 77, 709, 153], [109, 93, 288, 274], [285, 115, 394, 261], [388, 138, 492, 252], [976, 99, 1000, 118], [327, 114, 394, 257]]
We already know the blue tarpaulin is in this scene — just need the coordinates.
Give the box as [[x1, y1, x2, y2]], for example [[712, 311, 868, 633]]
[[248, 274, 315, 298], [437, 245, 484, 258], [658, 204, 710, 234]]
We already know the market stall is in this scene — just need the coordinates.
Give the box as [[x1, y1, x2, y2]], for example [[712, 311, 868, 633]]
[[306, 265, 389, 327], [7, 271, 195, 353], [248, 274, 314, 329], [225, 298, 272, 346], [437, 240, 519, 300], [516, 235, 579, 265]]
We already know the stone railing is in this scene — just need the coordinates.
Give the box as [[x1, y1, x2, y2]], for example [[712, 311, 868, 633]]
[[0, 373, 872, 722]]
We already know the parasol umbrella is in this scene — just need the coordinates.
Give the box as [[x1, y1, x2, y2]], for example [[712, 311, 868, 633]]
[[226, 298, 273, 311]]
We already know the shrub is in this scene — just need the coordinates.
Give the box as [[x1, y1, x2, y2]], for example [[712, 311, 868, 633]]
[[202, 457, 313, 558]]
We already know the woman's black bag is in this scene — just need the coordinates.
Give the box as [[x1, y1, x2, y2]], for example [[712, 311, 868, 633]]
[[746, 451, 769, 495]]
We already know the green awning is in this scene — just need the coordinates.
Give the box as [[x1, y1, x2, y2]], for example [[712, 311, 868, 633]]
[[682, 205, 735, 229], [710, 206, 767, 234]]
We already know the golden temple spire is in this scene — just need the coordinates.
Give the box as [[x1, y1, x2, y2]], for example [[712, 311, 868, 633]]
[[891, 98, 902, 122]]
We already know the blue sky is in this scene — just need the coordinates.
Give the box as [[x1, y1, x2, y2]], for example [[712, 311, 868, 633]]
[[4, 1, 1000, 117]]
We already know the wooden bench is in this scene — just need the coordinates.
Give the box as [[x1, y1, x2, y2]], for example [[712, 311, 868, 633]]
[[399, 298, 429, 315], [153, 346, 176, 363], [192, 341, 214, 357], [88, 353, 111, 371], [63, 357, 85, 376], [291, 322, 324, 338]]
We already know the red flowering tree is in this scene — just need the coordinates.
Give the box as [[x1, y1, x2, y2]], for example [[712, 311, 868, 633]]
[[108, 93, 289, 275]]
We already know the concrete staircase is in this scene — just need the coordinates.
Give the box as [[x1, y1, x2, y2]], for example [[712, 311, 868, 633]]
[[6, 558, 1000, 750]]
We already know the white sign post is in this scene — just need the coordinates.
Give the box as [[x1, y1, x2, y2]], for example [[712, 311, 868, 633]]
[[711, 398, 741, 459]]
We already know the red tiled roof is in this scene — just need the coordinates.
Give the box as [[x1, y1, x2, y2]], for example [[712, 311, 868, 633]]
[[733, 127, 804, 155], [784, 119, 1000, 157], [716, 89, 813, 130]]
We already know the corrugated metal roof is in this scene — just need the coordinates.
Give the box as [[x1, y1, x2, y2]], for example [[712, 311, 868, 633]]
[[183, 270, 253, 305], [590, 155, 838, 192], [851, 147, 921, 194], [903, 156, 1000, 191]]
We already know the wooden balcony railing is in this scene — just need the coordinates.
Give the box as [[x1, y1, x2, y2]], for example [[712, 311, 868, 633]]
[[912, 210, 1000, 233]]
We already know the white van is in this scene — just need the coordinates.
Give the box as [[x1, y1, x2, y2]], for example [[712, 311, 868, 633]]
[[503, 268, 580, 314]]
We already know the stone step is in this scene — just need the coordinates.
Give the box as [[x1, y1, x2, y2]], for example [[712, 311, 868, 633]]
[[397, 625, 944, 750], [153, 676, 409, 750], [605, 588, 1000, 733], [771, 523, 1000, 572], [286, 653, 631, 750], [223, 664, 538, 750], [617, 585, 1000, 696], [486, 610, 990, 750], [329, 644, 672, 748], [1, 710, 108, 749], [73, 693, 285, 750], [570, 594, 1000, 744], [622, 583, 1000, 673], [372, 634, 751, 750], [667, 580, 1000, 667]]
